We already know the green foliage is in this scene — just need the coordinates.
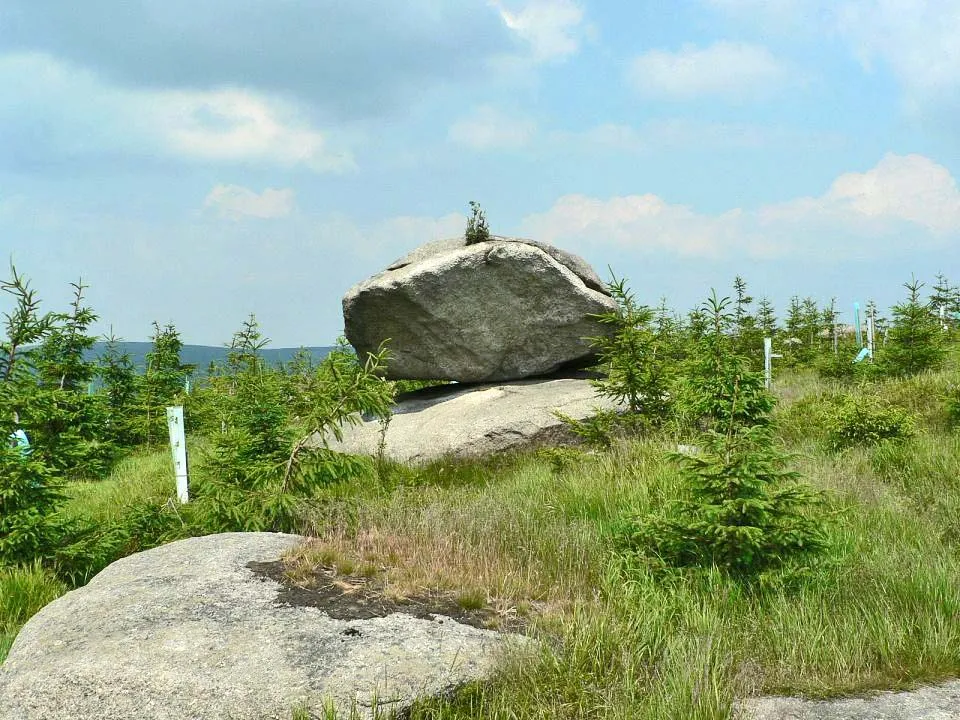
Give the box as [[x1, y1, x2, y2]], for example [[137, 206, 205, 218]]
[[619, 427, 827, 576], [879, 278, 946, 377], [0, 444, 66, 567], [3, 275, 116, 480], [930, 273, 960, 329], [534, 446, 586, 474], [591, 275, 675, 422], [756, 297, 777, 340], [190, 323, 395, 534], [561, 275, 678, 445], [16, 389, 115, 480], [815, 338, 879, 382], [0, 267, 70, 565], [824, 393, 916, 451], [97, 333, 140, 446], [617, 292, 826, 577], [947, 384, 960, 430], [464, 201, 490, 245], [135, 321, 193, 446], [32, 280, 98, 392], [0, 561, 68, 662], [673, 293, 774, 435], [0, 265, 57, 383], [782, 296, 827, 367], [731, 276, 763, 368]]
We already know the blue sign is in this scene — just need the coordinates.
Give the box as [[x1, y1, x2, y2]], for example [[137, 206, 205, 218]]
[[9, 429, 30, 456]]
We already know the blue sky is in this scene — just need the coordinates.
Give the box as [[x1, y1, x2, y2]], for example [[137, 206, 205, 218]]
[[1, 0, 958, 346]]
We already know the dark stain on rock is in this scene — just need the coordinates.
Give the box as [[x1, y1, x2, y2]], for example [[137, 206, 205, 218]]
[[246, 560, 519, 632]]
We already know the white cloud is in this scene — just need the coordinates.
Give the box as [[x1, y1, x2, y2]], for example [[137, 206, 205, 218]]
[[703, 0, 960, 109], [628, 42, 787, 100], [155, 90, 356, 173], [835, 0, 960, 106], [520, 153, 960, 260], [0, 53, 355, 173], [762, 153, 960, 234], [203, 185, 296, 220], [448, 105, 537, 150], [521, 194, 739, 257], [492, 0, 586, 61]]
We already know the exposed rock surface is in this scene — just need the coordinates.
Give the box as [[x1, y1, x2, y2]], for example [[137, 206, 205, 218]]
[[343, 237, 616, 383], [322, 374, 621, 464], [0, 533, 526, 720], [738, 681, 960, 719]]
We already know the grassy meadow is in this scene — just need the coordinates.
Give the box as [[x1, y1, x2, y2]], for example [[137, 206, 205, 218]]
[[2, 362, 960, 719]]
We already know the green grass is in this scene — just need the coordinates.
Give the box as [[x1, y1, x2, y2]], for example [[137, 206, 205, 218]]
[[59, 439, 204, 525], [3, 369, 960, 718], [0, 563, 67, 663]]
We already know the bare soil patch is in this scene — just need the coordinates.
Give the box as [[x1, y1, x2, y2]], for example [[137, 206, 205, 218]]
[[247, 560, 526, 632]]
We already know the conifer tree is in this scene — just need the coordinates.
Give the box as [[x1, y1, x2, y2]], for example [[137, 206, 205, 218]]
[[731, 277, 762, 368], [881, 278, 945, 376], [136, 322, 193, 445], [0, 266, 66, 564], [97, 332, 139, 447], [930, 273, 959, 329], [756, 297, 778, 340], [620, 292, 826, 577]]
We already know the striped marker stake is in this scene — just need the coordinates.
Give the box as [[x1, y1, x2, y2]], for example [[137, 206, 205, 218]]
[[166, 406, 190, 503]]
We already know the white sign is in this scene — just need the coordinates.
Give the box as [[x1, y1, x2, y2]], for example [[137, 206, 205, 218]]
[[763, 337, 782, 390], [166, 406, 189, 503]]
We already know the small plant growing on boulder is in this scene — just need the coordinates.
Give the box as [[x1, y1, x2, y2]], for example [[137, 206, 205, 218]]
[[464, 201, 490, 245]]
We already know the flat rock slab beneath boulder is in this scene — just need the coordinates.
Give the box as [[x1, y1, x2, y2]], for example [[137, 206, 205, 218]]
[[0, 533, 526, 720], [738, 680, 960, 719], [324, 375, 620, 464]]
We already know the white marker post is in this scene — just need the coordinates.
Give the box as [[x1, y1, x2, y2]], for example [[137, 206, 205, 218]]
[[166, 406, 189, 503], [763, 337, 782, 390], [866, 314, 875, 361]]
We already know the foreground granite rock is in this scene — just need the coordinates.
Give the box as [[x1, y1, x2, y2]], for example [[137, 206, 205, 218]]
[[323, 374, 621, 464], [0, 533, 525, 720], [738, 680, 960, 719], [343, 237, 617, 383]]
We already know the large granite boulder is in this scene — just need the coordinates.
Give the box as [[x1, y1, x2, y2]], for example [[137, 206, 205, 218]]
[[322, 374, 622, 464], [343, 237, 616, 383], [0, 533, 526, 720]]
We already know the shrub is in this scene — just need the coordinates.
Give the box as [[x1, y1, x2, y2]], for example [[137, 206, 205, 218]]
[[464, 201, 490, 245], [616, 292, 827, 577], [559, 275, 677, 444], [134, 322, 193, 446], [189, 326, 395, 534], [591, 275, 675, 423], [0, 444, 66, 567], [775, 391, 838, 445], [815, 339, 880, 383], [672, 292, 773, 435], [879, 278, 946, 377], [825, 393, 916, 451], [618, 426, 827, 576]]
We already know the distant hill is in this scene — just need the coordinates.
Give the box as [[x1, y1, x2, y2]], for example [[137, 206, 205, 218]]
[[83, 342, 336, 376]]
